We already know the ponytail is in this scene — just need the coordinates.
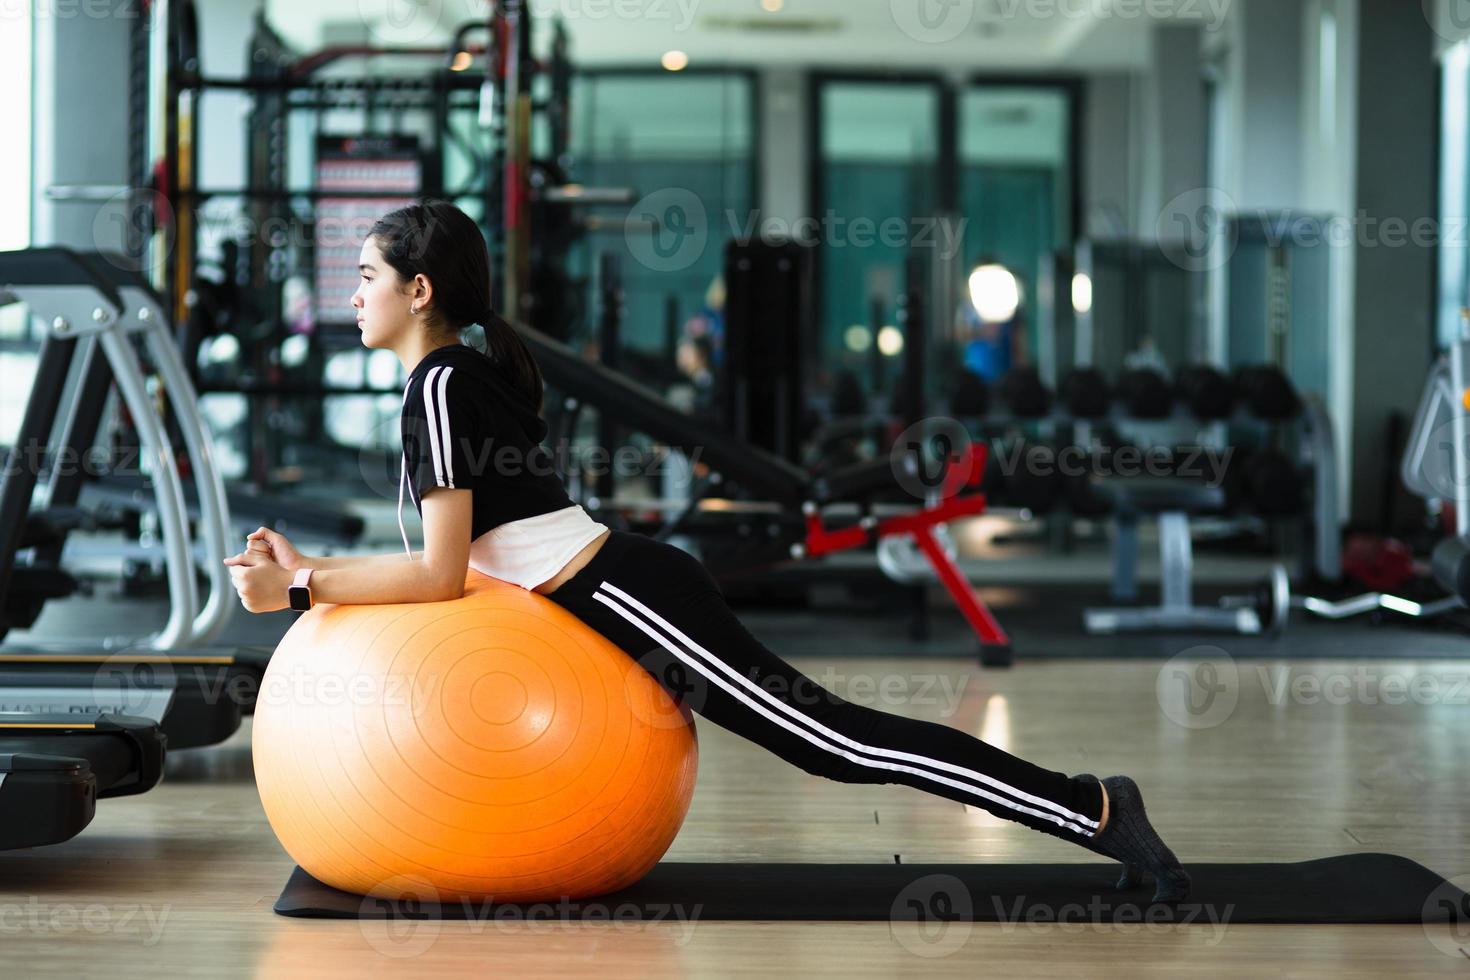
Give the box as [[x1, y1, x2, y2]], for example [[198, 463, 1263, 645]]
[[478, 308, 545, 414]]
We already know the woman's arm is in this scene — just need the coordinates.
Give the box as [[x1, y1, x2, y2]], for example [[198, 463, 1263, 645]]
[[309, 489, 473, 605], [308, 552, 424, 570], [227, 491, 473, 611], [244, 532, 423, 571]]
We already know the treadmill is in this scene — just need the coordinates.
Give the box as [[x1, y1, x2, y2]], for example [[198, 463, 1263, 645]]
[[0, 713, 166, 850], [0, 248, 269, 748]]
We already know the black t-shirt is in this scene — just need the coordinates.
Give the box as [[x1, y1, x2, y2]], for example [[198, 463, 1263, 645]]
[[400, 344, 573, 539]]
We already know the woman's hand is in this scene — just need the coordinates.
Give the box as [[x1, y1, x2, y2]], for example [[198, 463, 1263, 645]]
[[223, 549, 294, 613], [245, 526, 309, 572]]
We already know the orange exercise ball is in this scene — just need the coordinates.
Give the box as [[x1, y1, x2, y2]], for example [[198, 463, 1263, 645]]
[[253, 569, 698, 904]]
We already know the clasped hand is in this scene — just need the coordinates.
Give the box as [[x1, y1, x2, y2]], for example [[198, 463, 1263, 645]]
[[223, 526, 306, 614]]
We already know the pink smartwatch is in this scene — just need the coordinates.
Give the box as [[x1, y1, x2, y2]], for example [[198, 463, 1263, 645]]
[[288, 568, 315, 612]]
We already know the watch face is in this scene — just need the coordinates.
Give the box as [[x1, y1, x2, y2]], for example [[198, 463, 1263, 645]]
[[289, 587, 311, 612]]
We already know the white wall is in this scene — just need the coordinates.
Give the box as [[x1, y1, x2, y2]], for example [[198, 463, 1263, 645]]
[[1299, 0, 1359, 513], [1, 4, 30, 250], [193, 0, 262, 264], [759, 69, 807, 225], [30, 4, 132, 249], [1082, 74, 1140, 240]]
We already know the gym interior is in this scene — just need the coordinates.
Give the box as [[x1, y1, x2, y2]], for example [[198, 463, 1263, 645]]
[[2, 0, 1469, 974]]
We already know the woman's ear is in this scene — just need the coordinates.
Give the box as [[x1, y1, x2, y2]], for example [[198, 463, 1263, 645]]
[[413, 273, 434, 312]]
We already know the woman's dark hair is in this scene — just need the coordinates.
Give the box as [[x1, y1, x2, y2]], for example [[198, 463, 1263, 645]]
[[368, 200, 544, 411]]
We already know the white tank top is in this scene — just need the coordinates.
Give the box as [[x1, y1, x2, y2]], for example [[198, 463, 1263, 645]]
[[467, 505, 610, 591]]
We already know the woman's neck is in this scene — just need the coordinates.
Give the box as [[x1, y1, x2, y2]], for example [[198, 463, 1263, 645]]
[[397, 334, 461, 378]]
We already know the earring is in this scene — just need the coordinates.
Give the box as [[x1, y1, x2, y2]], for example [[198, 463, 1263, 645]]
[[411, 306, 420, 315]]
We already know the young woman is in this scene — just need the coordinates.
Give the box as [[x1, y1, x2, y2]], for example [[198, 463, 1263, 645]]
[[224, 200, 1190, 902]]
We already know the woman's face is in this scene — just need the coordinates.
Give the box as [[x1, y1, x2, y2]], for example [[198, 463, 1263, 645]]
[[351, 238, 426, 349]]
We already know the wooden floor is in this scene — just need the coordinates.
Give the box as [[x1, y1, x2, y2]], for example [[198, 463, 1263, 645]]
[[3, 654, 1468, 977]]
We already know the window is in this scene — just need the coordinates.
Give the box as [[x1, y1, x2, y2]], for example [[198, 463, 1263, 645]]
[[814, 77, 941, 394], [568, 70, 757, 357]]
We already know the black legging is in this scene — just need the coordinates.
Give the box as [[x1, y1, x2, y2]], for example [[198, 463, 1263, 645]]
[[546, 529, 1103, 846]]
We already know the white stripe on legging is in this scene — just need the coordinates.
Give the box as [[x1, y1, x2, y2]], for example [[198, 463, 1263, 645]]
[[591, 583, 1098, 837], [422, 365, 455, 488]]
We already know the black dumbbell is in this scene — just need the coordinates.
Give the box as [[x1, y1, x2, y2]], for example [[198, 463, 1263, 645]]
[[1002, 441, 1061, 513], [1063, 470, 1113, 516], [1117, 368, 1174, 419], [831, 370, 866, 416], [1245, 448, 1305, 516], [1000, 367, 1053, 419], [1059, 368, 1111, 419], [949, 369, 990, 417], [1175, 365, 1235, 419], [1221, 445, 1255, 511], [1232, 365, 1301, 419]]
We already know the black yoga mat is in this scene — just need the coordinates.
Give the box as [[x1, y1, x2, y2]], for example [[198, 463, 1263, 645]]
[[274, 853, 1467, 925]]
